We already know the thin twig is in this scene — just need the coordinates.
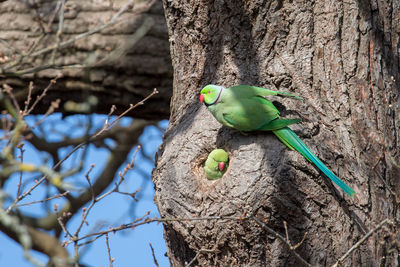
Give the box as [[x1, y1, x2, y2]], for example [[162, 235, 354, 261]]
[[16, 143, 25, 199], [283, 220, 308, 250], [372, 154, 397, 200], [116, 187, 141, 200], [185, 248, 216, 267], [75, 233, 104, 248], [149, 242, 160, 267], [292, 231, 308, 251], [73, 165, 96, 238], [93, 88, 158, 138], [0, 37, 24, 55], [96, 146, 141, 202], [63, 214, 244, 246], [284, 221, 289, 242], [3, 63, 83, 77], [58, 215, 74, 240], [331, 218, 392, 267], [1, 112, 12, 139], [50, 0, 66, 64], [105, 233, 114, 267], [63, 147, 141, 247], [1, 32, 45, 71], [46, 1, 63, 31], [15, 191, 69, 208], [3, 84, 21, 112], [94, 16, 154, 66], [30, 99, 60, 129], [30, 0, 135, 59], [23, 81, 34, 115], [185, 237, 221, 267], [33, 3, 50, 33], [253, 217, 311, 267], [62, 146, 140, 252], [104, 105, 116, 127], [25, 74, 62, 116]]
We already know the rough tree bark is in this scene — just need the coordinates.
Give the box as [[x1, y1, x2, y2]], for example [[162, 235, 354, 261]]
[[154, 0, 400, 266], [0, 0, 172, 119]]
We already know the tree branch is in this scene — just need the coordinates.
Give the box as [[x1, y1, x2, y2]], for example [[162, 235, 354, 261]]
[[331, 218, 393, 267]]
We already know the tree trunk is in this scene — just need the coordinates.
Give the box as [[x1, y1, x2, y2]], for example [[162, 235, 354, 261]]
[[154, 0, 400, 266], [0, 0, 172, 119]]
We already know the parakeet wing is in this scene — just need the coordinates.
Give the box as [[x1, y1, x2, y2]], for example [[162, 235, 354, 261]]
[[230, 85, 303, 100], [220, 96, 280, 131]]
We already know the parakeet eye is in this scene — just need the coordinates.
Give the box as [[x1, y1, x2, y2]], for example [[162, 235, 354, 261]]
[[208, 91, 211, 94]]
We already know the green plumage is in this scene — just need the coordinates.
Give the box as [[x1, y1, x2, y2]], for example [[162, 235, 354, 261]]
[[204, 149, 229, 180], [200, 84, 355, 196]]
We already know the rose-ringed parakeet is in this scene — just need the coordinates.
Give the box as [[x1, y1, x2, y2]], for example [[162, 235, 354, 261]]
[[204, 149, 229, 180], [200, 84, 355, 197]]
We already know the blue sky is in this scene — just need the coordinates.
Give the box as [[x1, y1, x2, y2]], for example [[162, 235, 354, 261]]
[[0, 114, 169, 267]]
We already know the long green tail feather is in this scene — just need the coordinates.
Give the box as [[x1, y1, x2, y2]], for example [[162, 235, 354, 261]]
[[273, 127, 355, 197]]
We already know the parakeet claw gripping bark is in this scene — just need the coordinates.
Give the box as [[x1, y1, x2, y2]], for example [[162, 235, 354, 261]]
[[200, 84, 355, 196]]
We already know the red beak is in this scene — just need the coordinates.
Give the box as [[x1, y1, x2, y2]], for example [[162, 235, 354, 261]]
[[200, 94, 204, 103], [218, 162, 225, 171]]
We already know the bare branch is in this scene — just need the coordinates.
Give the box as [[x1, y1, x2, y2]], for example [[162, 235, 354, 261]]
[[29, 0, 135, 59], [15, 191, 70, 208], [106, 233, 114, 267], [63, 214, 246, 246], [3, 84, 21, 112], [25, 74, 62, 117], [49, 0, 66, 65], [23, 82, 34, 115], [93, 88, 158, 138], [185, 244, 219, 267], [73, 165, 96, 239], [253, 217, 311, 267], [96, 145, 141, 202], [16, 143, 25, 200], [283, 220, 308, 251], [331, 218, 393, 267]]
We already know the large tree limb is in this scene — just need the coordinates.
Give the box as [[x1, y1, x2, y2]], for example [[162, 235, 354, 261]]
[[0, 0, 172, 119]]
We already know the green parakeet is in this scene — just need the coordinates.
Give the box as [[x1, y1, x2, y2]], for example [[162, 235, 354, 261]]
[[204, 149, 229, 180], [200, 84, 355, 197]]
